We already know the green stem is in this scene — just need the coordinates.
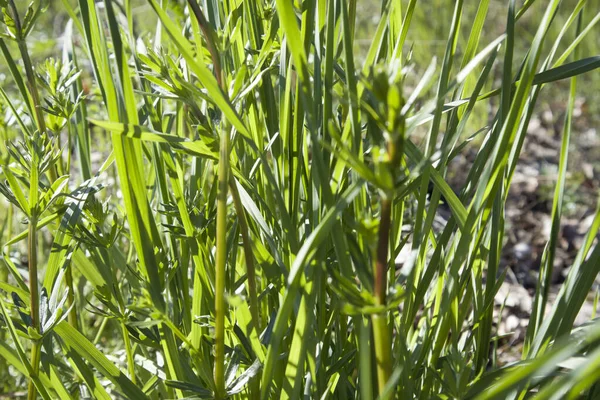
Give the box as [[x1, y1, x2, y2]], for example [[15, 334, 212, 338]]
[[229, 178, 261, 330], [372, 313, 392, 395], [93, 316, 109, 345], [186, 0, 223, 86], [0, 201, 11, 389], [370, 97, 405, 393], [0, 204, 11, 282], [27, 215, 40, 400], [7, 0, 58, 183], [374, 199, 392, 305], [28, 341, 42, 400], [12, 11, 47, 384], [229, 177, 261, 399], [371, 198, 393, 393], [65, 263, 78, 329], [6, 2, 41, 131], [215, 128, 230, 399], [186, 3, 257, 396], [121, 321, 136, 384], [17, 48, 46, 138]]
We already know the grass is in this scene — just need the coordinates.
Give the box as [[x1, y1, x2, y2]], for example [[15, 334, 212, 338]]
[[0, 0, 599, 398]]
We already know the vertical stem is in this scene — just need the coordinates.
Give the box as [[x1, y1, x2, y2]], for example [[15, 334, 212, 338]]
[[0, 206, 9, 382], [372, 313, 393, 395], [0, 205, 11, 282], [358, 316, 374, 399], [371, 199, 393, 393], [9, 1, 49, 381], [93, 316, 109, 345], [371, 90, 404, 393], [17, 43, 47, 138], [7, 0, 58, 182], [66, 120, 73, 177], [187, 3, 260, 395], [187, 0, 223, 86], [215, 128, 230, 399], [8, 5, 53, 394], [27, 215, 41, 400], [229, 179, 261, 330], [374, 199, 391, 305], [65, 265, 78, 329], [7, 0, 43, 133], [229, 178, 261, 400], [28, 342, 42, 400], [65, 162, 78, 330], [28, 218, 39, 317], [121, 321, 136, 384]]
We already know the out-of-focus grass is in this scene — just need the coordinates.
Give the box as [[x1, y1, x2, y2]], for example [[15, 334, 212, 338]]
[[355, 0, 600, 125]]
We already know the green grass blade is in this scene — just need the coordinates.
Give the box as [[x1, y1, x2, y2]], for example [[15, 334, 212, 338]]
[[54, 322, 149, 399]]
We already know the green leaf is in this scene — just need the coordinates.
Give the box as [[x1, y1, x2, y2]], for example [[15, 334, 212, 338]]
[[533, 56, 600, 84], [54, 322, 149, 399], [146, 0, 250, 138], [261, 181, 363, 398], [89, 120, 218, 159]]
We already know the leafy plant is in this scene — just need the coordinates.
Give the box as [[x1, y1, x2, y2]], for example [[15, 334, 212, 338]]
[[0, 0, 599, 399]]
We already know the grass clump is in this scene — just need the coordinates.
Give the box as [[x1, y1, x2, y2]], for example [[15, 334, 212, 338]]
[[0, 0, 599, 398]]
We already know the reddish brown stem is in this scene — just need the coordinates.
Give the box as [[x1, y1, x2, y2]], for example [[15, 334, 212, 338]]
[[374, 199, 392, 305]]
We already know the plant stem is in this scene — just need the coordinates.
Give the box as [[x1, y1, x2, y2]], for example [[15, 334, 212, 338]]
[[229, 178, 261, 330], [187, 0, 223, 86], [27, 215, 40, 400], [372, 312, 392, 394], [371, 87, 405, 393], [27, 341, 42, 400], [229, 177, 261, 399], [7, 0, 58, 182], [186, 3, 260, 395], [121, 321, 136, 384], [92, 316, 109, 345], [215, 128, 230, 399], [6, 3, 40, 129], [0, 204, 11, 282], [372, 198, 393, 393], [65, 263, 78, 329], [374, 199, 392, 305]]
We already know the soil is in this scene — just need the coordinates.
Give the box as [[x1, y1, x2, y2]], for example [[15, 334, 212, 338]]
[[447, 97, 600, 364]]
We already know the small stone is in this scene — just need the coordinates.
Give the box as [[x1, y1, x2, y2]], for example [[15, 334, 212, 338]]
[[514, 242, 531, 260], [583, 163, 594, 180], [505, 315, 520, 333]]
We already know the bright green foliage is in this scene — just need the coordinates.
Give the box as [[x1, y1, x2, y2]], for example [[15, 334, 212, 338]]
[[0, 0, 599, 399]]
